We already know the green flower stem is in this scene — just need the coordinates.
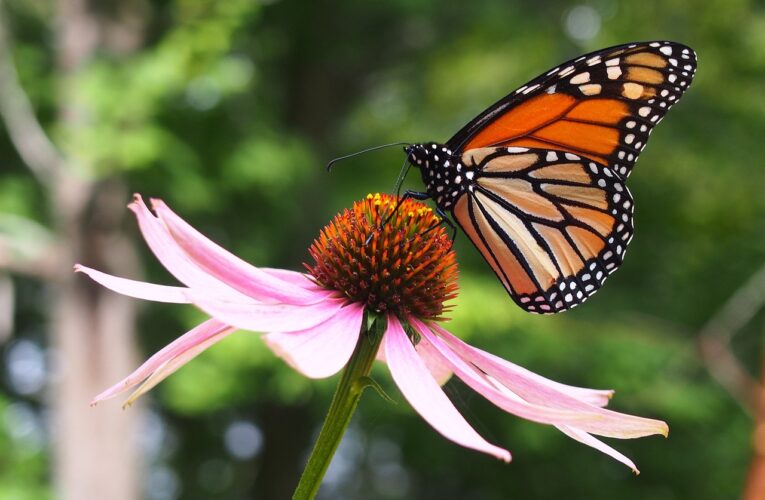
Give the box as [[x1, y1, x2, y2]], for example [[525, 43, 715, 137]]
[[292, 314, 386, 500]]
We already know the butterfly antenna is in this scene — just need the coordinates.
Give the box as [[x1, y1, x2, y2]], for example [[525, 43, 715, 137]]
[[392, 156, 412, 198], [326, 142, 410, 172]]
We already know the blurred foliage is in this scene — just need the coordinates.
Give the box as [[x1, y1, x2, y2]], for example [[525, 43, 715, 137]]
[[2, 0, 765, 499], [0, 395, 50, 500]]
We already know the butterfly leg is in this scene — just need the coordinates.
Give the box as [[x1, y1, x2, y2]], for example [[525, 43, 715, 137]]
[[399, 190, 430, 201], [413, 206, 457, 248], [365, 190, 430, 245], [436, 206, 458, 245]]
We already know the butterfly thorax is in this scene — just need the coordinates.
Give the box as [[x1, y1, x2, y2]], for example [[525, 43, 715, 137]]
[[406, 142, 474, 211]]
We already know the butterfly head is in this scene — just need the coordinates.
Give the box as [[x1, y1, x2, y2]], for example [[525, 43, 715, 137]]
[[404, 144, 426, 170], [406, 142, 466, 211], [405, 143, 448, 169]]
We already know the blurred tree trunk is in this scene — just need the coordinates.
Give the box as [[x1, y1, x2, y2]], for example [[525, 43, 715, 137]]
[[49, 1, 143, 498], [0, 0, 145, 498], [743, 347, 765, 500], [50, 181, 142, 500], [696, 266, 765, 499]]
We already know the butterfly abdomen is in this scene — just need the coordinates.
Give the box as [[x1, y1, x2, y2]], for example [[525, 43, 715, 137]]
[[407, 142, 474, 210]]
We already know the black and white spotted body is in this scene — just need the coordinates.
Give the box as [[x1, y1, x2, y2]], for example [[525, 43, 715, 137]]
[[406, 142, 473, 210]]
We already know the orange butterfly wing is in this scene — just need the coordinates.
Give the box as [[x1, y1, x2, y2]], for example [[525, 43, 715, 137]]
[[447, 42, 697, 178], [453, 147, 633, 313], [440, 41, 695, 312]]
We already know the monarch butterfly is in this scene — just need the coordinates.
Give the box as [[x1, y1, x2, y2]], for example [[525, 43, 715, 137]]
[[403, 41, 697, 314]]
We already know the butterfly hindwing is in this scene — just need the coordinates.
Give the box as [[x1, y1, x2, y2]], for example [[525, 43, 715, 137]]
[[446, 41, 697, 179], [452, 147, 634, 313]]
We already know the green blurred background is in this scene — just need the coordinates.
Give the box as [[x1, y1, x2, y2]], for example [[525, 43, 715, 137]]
[[1, 0, 764, 499]]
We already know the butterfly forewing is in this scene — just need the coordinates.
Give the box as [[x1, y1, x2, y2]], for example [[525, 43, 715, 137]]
[[447, 41, 697, 178], [453, 147, 633, 313]]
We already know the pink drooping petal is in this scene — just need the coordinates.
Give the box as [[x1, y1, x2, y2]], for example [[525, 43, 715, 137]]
[[91, 319, 233, 404], [260, 268, 336, 301], [413, 334, 454, 386], [376, 345, 388, 364], [424, 321, 668, 439], [129, 195, 245, 299], [384, 315, 511, 462], [261, 268, 330, 293], [377, 333, 453, 386], [152, 199, 322, 306], [75, 264, 192, 304], [412, 321, 599, 426], [121, 327, 237, 408], [411, 318, 667, 438], [187, 290, 347, 334], [556, 425, 639, 473], [263, 303, 364, 378], [480, 349, 613, 408], [430, 322, 613, 407]]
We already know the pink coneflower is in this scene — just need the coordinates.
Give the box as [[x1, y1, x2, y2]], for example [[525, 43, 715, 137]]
[[77, 192, 667, 481]]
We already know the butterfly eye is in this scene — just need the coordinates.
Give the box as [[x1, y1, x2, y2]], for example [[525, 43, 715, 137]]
[[406, 146, 424, 166]]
